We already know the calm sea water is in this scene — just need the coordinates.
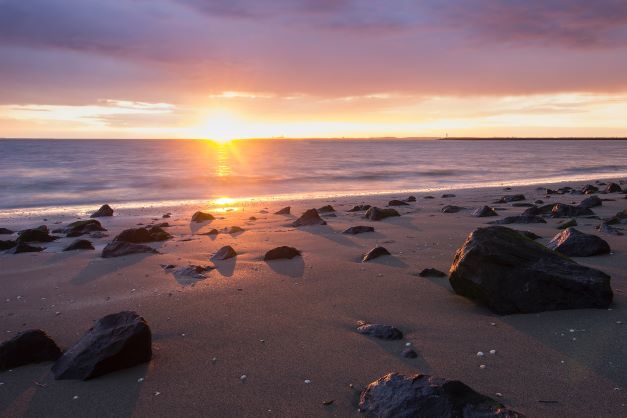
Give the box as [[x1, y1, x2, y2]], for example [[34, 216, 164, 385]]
[[1, 139, 626, 210]]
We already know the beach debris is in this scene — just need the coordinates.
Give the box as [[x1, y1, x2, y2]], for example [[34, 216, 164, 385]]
[[362, 246, 391, 262], [113, 226, 171, 243], [364, 207, 400, 221], [0, 330, 61, 371], [90, 204, 114, 218], [441, 205, 465, 213], [359, 373, 523, 417], [489, 215, 546, 225], [347, 204, 372, 212], [0, 228, 13, 235], [490, 349, 497, 355], [557, 219, 577, 229], [479, 365, 486, 369], [58, 220, 107, 237], [494, 194, 525, 203], [418, 268, 447, 278], [102, 241, 158, 258], [191, 211, 215, 222], [388, 200, 409, 206], [449, 226, 613, 314], [472, 206, 498, 217], [476, 351, 484, 357], [212, 245, 237, 260], [63, 239, 95, 251], [8, 243, 44, 254], [275, 206, 291, 215], [264, 246, 302, 261], [317, 205, 335, 213], [16, 225, 56, 243], [304, 379, 312, 384], [548, 228, 610, 257], [342, 225, 375, 235], [578, 195, 602, 209], [401, 348, 418, 358], [356, 321, 403, 340], [292, 209, 327, 227], [52, 311, 152, 380], [605, 182, 622, 193]]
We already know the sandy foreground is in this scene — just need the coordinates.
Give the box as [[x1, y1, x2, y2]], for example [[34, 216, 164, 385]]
[[0, 179, 626, 417]]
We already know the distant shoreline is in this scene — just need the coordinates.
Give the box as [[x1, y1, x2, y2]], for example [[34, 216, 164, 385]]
[[439, 137, 627, 141]]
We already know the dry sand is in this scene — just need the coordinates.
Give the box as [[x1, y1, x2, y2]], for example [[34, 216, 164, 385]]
[[0, 179, 626, 417]]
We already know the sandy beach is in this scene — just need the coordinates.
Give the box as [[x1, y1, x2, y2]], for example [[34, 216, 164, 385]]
[[1, 179, 626, 417]]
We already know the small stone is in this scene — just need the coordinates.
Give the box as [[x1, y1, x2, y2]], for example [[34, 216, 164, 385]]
[[479, 364, 486, 369], [489, 349, 496, 355], [304, 379, 312, 384], [476, 351, 484, 357], [362, 246, 391, 262], [401, 348, 418, 358]]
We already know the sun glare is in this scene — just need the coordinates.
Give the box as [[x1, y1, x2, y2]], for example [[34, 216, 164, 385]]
[[192, 109, 248, 143]]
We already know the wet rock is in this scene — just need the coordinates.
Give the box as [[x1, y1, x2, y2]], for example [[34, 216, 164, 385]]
[[347, 204, 371, 212], [578, 195, 602, 209], [292, 209, 327, 227], [388, 200, 409, 206], [191, 211, 215, 222], [489, 215, 546, 225], [405, 196, 417, 202], [212, 245, 237, 260], [605, 182, 623, 193], [364, 207, 400, 221], [17, 225, 56, 243], [102, 241, 158, 258], [449, 226, 612, 314], [199, 228, 220, 236], [0, 228, 13, 235], [0, 330, 62, 371], [581, 184, 599, 194], [418, 268, 447, 277], [362, 246, 391, 262], [0, 240, 17, 251], [9, 243, 45, 254], [90, 204, 114, 218], [598, 222, 624, 236], [441, 194, 456, 198], [317, 205, 335, 213], [63, 239, 95, 251], [359, 372, 522, 417], [52, 311, 152, 380], [472, 206, 498, 217], [557, 219, 577, 229], [61, 220, 107, 237], [401, 348, 418, 358], [114, 226, 171, 243], [494, 194, 525, 203], [356, 321, 403, 340], [551, 203, 595, 218], [342, 226, 375, 235], [275, 206, 291, 215], [264, 246, 301, 261], [227, 226, 245, 234], [441, 205, 465, 213], [548, 228, 611, 257]]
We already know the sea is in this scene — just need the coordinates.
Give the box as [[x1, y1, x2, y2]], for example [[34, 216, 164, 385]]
[[1, 139, 626, 212]]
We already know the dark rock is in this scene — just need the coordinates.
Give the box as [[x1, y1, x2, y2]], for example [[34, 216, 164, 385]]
[[356, 321, 403, 340], [0, 330, 62, 371], [405, 196, 417, 202], [521, 204, 554, 216], [63, 239, 95, 251], [162, 213, 171, 219], [423, 195, 435, 199], [90, 204, 114, 218], [557, 219, 577, 230], [317, 205, 335, 213], [9, 243, 44, 253], [472, 206, 498, 217], [212, 245, 237, 260], [322, 213, 337, 218], [199, 228, 220, 236], [418, 268, 447, 277], [17, 225, 56, 243], [388, 199, 409, 206], [52, 311, 152, 380], [364, 207, 400, 221], [441, 205, 464, 213], [605, 209, 627, 225], [0, 240, 17, 250], [551, 203, 595, 218], [62, 219, 107, 237], [449, 226, 612, 314], [511, 203, 535, 207], [598, 223, 624, 236], [548, 228, 611, 257], [248, 216, 257, 221], [292, 209, 327, 227], [494, 194, 525, 203], [191, 211, 215, 222], [362, 246, 391, 262], [489, 215, 546, 225], [102, 241, 158, 258], [347, 204, 371, 212], [114, 226, 171, 243], [275, 206, 291, 215], [441, 194, 456, 198], [581, 184, 599, 194], [0, 228, 13, 235], [342, 226, 375, 235], [534, 200, 544, 204], [516, 230, 541, 240], [545, 188, 557, 194], [227, 226, 244, 234], [578, 195, 602, 209], [359, 372, 522, 417], [401, 348, 418, 358], [605, 182, 623, 193], [173, 265, 214, 280], [264, 246, 301, 261]]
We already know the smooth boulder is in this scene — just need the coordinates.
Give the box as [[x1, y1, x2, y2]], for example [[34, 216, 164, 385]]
[[61, 219, 106, 237], [362, 246, 391, 262], [364, 207, 400, 221], [102, 241, 158, 258], [17, 225, 56, 243], [191, 211, 215, 222], [0, 330, 62, 371], [264, 246, 301, 261], [342, 225, 375, 235], [472, 206, 498, 217], [90, 204, 114, 218], [63, 239, 95, 251], [548, 228, 611, 257], [356, 321, 403, 340], [292, 209, 327, 227], [212, 245, 237, 260], [114, 226, 171, 243], [449, 226, 612, 314], [388, 199, 408, 206]]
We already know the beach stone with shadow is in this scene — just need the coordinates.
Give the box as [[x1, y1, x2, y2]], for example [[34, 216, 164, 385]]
[[441, 205, 465, 213], [342, 226, 375, 235], [388, 199, 409, 206], [441, 194, 456, 198], [0, 329, 62, 371], [418, 268, 447, 277], [489, 215, 546, 225], [317, 205, 335, 213], [191, 211, 215, 222], [473, 206, 498, 217], [275, 206, 291, 215], [359, 372, 523, 417], [60, 219, 107, 237], [292, 209, 327, 226], [605, 209, 627, 225], [114, 226, 171, 243], [264, 246, 301, 261], [449, 226, 613, 314], [364, 207, 400, 221], [494, 194, 525, 203], [52, 311, 152, 380], [0, 240, 17, 251], [9, 243, 45, 254], [17, 225, 56, 243], [401, 348, 418, 358], [212, 245, 237, 260], [347, 204, 371, 212], [605, 182, 622, 193], [102, 241, 158, 258], [521, 204, 554, 216], [63, 239, 95, 251], [173, 265, 214, 281], [199, 228, 220, 236], [405, 196, 417, 202], [90, 204, 114, 218], [598, 222, 624, 236], [581, 184, 599, 194], [579, 195, 602, 209], [356, 321, 403, 340], [552, 203, 595, 218], [0, 228, 13, 235], [227, 226, 244, 234], [362, 246, 391, 262], [548, 228, 611, 257]]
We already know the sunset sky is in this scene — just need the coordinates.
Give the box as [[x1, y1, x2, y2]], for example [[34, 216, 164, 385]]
[[2, 0, 627, 139]]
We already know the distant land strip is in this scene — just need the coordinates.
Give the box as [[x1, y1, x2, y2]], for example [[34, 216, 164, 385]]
[[439, 137, 627, 141]]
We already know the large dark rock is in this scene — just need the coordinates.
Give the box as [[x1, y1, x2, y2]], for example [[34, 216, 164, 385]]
[[356, 321, 403, 340], [292, 209, 327, 227], [191, 211, 215, 222], [472, 206, 498, 217], [274, 206, 291, 215], [441, 205, 465, 213], [494, 194, 525, 203], [548, 228, 611, 257], [102, 241, 158, 258], [364, 207, 400, 221], [449, 226, 613, 314], [441, 194, 456, 198], [605, 182, 623, 193], [64, 239, 95, 251], [317, 205, 335, 213], [388, 200, 409, 206], [0, 228, 13, 235], [342, 225, 375, 235], [17, 225, 56, 243], [61, 219, 107, 237], [359, 372, 523, 417], [264, 246, 301, 261], [114, 226, 171, 243], [362, 246, 391, 262], [347, 204, 371, 212], [0, 330, 62, 371], [581, 184, 599, 194], [90, 204, 114, 218], [212, 245, 237, 260], [578, 195, 602, 209], [9, 243, 45, 254], [552, 203, 595, 218], [489, 215, 546, 225], [0, 240, 17, 251], [52, 311, 152, 380]]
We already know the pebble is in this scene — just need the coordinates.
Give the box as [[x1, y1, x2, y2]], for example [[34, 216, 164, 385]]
[[479, 364, 486, 369], [154, 391, 161, 396], [137, 378, 144, 383], [477, 351, 484, 357], [489, 349, 496, 355], [405, 342, 411, 347], [495, 392, 503, 397], [304, 379, 311, 384], [240, 375, 247, 382], [73, 395, 79, 400]]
